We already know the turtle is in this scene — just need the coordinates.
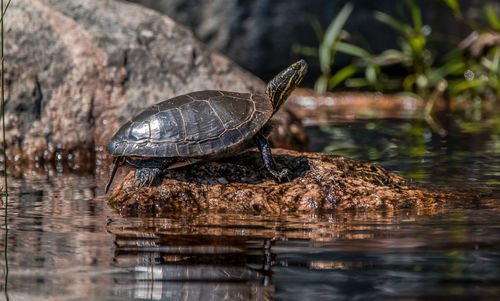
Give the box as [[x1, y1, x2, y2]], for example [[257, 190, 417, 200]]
[[105, 59, 308, 193]]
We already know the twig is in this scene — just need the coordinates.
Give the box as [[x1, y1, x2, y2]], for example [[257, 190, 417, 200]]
[[0, 0, 11, 24], [1, 0, 10, 299]]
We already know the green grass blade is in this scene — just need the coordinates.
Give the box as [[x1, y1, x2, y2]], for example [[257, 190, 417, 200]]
[[323, 3, 354, 47], [311, 17, 324, 42], [336, 42, 371, 58], [374, 11, 413, 37], [374, 49, 409, 66], [428, 61, 465, 85], [485, 5, 500, 31], [443, 0, 462, 20], [318, 44, 332, 73], [450, 78, 487, 94], [406, 0, 422, 33], [328, 65, 357, 89], [365, 65, 378, 86], [319, 3, 354, 72], [315, 74, 329, 94]]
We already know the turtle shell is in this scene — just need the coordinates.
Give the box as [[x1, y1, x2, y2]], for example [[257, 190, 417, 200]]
[[106, 90, 273, 158]]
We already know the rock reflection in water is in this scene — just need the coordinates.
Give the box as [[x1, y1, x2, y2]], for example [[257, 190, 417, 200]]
[[106, 207, 500, 300], [108, 217, 277, 300], [1, 172, 499, 300]]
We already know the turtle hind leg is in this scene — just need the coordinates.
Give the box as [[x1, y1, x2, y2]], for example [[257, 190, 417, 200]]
[[134, 167, 162, 189], [131, 158, 172, 189], [254, 132, 291, 182]]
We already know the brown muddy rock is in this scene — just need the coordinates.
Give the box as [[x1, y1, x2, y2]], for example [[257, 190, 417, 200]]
[[107, 149, 487, 216], [4, 0, 305, 164]]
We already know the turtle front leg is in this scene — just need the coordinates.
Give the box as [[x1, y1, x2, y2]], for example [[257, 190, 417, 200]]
[[254, 133, 291, 182], [128, 158, 171, 189]]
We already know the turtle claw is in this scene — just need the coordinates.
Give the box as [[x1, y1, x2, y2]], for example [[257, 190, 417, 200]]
[[267, 168, 292, 183], [275, 168, 292, 183], [134, 167, 162, 189]]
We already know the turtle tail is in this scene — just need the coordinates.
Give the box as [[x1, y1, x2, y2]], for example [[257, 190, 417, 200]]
[[105, 156, 124, 194]]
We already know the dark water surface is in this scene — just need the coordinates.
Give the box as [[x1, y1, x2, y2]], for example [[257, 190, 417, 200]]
[[0, 118, 499, 300], [307, 118, 500, 190]]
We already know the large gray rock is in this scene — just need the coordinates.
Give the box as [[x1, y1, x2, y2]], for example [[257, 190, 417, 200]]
[[4, 0, 264, 164]]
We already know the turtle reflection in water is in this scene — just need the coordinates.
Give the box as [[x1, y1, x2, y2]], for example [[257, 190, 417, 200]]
[[105, 60, 308, 193]]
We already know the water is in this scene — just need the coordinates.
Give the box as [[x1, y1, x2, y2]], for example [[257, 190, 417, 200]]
[[0, 118, 499, 300], [307, 118, 500, 190]]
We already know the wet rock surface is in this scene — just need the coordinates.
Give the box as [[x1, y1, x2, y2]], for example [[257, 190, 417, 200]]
[[107, 149, 490, 216]]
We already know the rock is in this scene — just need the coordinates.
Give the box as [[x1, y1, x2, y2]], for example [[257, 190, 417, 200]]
[[107, 149, 488, 216], [5, 0, 301, 164]]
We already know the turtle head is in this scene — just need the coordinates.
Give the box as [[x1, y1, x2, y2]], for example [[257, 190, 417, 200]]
[[266, 59, 308, 114]]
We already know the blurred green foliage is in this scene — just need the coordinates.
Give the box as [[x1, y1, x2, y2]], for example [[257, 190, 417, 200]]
[[296, 0, 500, 114]]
